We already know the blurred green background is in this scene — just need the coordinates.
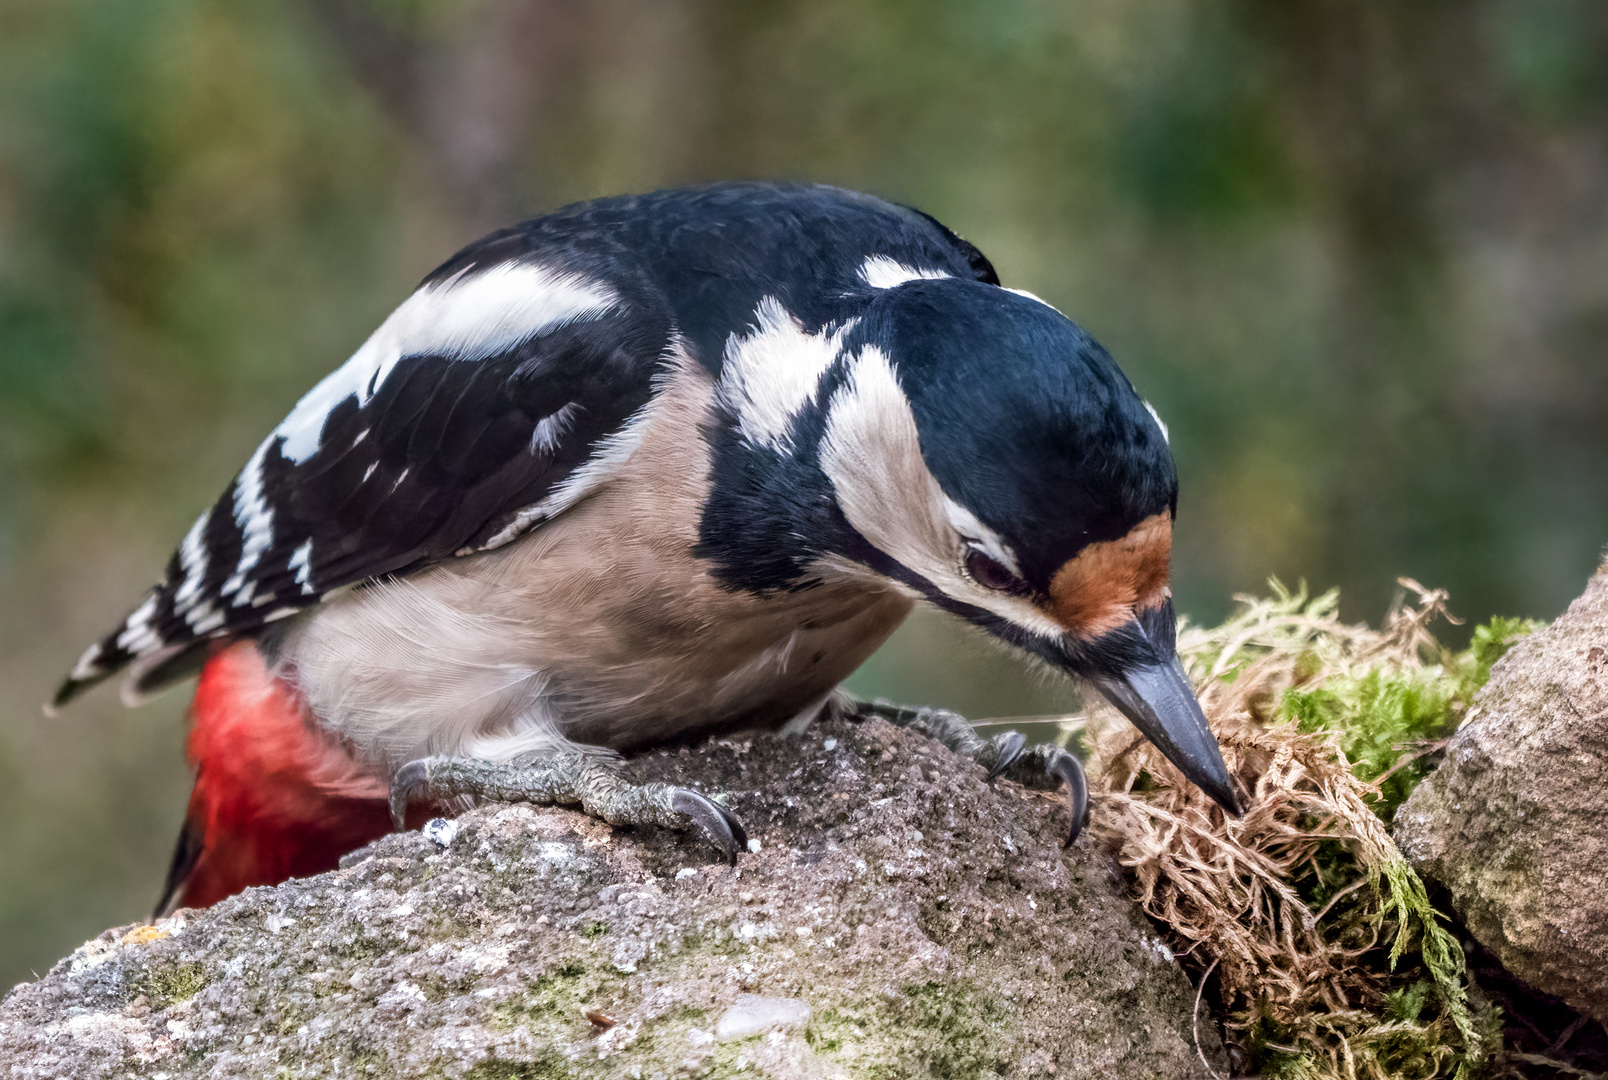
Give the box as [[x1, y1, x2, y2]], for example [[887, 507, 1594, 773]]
[[2, 0, 1606, 986]]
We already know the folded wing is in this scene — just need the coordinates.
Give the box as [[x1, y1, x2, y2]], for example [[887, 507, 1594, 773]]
[[57, 256, 670, 706]]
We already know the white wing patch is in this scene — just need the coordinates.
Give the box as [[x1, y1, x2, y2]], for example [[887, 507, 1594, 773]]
[[221, 441, 275, 603], [171, 514, 211, 606], [114, 593, 162, 655], [289, 539, 315, 595], [276, 263, 618, 466], [199, 262, 616, 613], [818, 346, 1061, 641], [186, 599, 226, 635], [859, 255, 952, 290], [718, 296, 853, 451]]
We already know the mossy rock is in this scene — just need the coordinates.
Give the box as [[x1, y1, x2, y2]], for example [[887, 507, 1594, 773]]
[[0, 715, 1222, 1078]]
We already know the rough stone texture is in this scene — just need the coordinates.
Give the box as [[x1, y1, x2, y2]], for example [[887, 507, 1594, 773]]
[[1396, 561, 1608, 1022], [0, 715, 1224, 1078]]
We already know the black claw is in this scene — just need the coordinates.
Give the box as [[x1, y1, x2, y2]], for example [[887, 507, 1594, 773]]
[[984, 731, 1028, 780], [671, 789, 748, 866], [390, 760, 431, 831], [1045, 750, 1090, 846]]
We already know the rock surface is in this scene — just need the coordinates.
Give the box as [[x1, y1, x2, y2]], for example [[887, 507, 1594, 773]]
[[1395, 560, 1608, 1022], [0, 714, 1224, 1078]]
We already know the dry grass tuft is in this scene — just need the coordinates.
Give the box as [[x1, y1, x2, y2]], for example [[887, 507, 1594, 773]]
[[1073, 581, 1532, 1080]]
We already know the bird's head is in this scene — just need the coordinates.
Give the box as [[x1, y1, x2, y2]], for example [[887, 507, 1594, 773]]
[[815, 277, 1240, 814]]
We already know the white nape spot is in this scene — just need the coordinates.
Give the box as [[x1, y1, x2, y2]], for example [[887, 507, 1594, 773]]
[[275, 262, 618, 465], [942, 497, 1021, 577], [859, 255, 952, 290], [819, 346, 1064, 641], [1143, 400, 1170, 444], [114, 593, 161, 654], [718, 296, 852, 451], [530, 402, 581, 455], [171, 513, 211, 606], [1004, 287, 1059, 310], [289, 539, 315, 595], [222, 441, 274, 602]]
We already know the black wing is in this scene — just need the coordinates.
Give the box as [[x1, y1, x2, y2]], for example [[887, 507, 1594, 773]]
[[57, 257, 670, 706]]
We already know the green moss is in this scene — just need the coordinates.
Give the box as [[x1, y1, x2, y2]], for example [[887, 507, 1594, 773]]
[[805, 1005, 862, 1054], [894, 981, 1006, 1080], [464, 1055, 574, 1080], [269, 999, 309, 1035], [1279, 614, 1540, 819], [580, 920, 608, 939], [489, 962, 592, 1031], [139, 960, 208, 1007]]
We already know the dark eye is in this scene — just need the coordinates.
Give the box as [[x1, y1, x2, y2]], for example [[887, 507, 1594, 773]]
[[965, 548, 1025, 594]]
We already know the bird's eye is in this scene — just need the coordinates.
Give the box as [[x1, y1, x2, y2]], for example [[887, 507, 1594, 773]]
[[965, 548, 1025, 594]]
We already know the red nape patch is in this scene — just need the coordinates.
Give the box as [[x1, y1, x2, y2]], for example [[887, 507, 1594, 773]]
[[166, 641, 398, 913]]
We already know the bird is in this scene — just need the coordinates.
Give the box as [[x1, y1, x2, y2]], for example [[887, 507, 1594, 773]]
[[52, 181, 1240, 917]]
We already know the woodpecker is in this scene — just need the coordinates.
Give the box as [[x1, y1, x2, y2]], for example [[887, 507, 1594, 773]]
[[54, 182, 1239, 916]]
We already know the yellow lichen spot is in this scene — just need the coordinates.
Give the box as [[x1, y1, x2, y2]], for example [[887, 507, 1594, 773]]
[[121, 925, 170, 946]]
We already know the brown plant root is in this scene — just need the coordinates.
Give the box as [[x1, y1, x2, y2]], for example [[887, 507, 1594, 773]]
[[1074, 581, 1503, 1080]]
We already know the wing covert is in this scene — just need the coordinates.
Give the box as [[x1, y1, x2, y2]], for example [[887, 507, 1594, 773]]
[[57, 258, 670, 706]]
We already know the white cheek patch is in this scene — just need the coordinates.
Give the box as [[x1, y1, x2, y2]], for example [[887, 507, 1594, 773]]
[[718, 296, 853, 451], [819, 346, 1062, 641], [859, 256, 952, 290], [276, 262, 618, 465]]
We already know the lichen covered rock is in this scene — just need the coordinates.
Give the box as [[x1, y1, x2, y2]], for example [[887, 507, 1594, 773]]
[[0, 715, 1224, 1078], [1395, 562, 1608, 1022]]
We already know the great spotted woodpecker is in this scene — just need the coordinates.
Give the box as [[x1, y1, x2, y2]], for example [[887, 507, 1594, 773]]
[[54, 182, 1239, 916]]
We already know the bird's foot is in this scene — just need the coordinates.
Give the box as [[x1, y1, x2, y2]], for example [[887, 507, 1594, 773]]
[[388, 752, 748, 865], [851, 699, 1089, 844]]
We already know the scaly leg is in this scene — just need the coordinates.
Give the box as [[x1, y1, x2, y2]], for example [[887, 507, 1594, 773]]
[[389, 752, 748, 864], [852, 699, 1089, 844]]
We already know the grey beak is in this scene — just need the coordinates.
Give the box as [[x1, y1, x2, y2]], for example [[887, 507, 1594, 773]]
[[1091, 653, 1242, 815]]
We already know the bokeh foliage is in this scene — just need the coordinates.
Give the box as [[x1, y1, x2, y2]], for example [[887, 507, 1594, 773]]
[[2, 0, 1606, 986]]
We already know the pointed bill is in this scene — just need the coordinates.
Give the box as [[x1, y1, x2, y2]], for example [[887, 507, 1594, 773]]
[[1090, 653, 1241, 815]]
